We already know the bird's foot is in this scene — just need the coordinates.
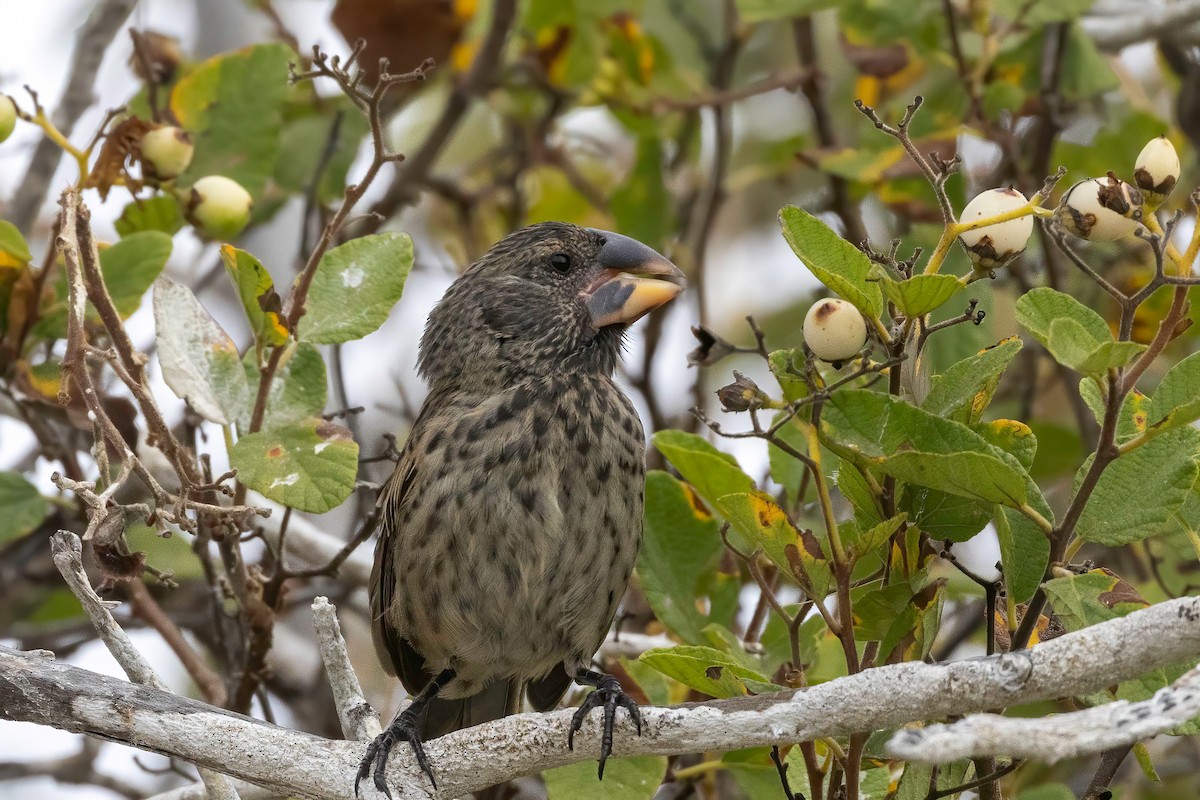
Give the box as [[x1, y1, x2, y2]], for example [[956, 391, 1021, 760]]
[[568, 669, 643, 779], [355, 706, 436, 798]]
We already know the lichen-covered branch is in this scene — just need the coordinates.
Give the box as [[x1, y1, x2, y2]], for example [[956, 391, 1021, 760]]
[[2, 597, 1197, 800], [888, 663, 1200, 763]]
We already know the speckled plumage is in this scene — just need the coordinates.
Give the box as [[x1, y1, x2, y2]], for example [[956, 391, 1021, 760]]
[[368, 223, 669, 746]]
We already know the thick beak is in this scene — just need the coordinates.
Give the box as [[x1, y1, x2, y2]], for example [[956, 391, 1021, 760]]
[[582, 230, 685, 328]]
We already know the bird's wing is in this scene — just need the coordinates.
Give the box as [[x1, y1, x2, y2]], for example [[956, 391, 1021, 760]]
[[526, 665, 573, 712], [369, 447, 433, 694]]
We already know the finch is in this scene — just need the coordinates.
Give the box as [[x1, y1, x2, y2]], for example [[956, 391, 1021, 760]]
[[358, 223, 685, 796]]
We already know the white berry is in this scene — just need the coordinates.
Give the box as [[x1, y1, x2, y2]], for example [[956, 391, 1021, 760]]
[[1134, 136, 1180, 201], [186, 175, 252, 240], [140, 125, 194, 180], [1055, 176, 1143, 241], [958, 187, 1033, 269], [804, 298, 867, 363], [0, 96, 16, 144]]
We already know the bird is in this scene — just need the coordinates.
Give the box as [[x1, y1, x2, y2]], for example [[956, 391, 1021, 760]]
[[357, 222, 685, 797]]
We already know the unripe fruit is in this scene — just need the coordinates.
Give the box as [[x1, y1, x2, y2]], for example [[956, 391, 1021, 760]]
[[803, 298, 867, 364], [1054, 175, 1144, 241], [0, 95, 17, 144], [140, 125, 194, 180], [186, 176, 252, 240], [958, 187, 1033, 269], [1133, 135, 1179, 202]]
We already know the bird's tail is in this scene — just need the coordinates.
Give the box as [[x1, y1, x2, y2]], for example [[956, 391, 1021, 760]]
[[419, 679, 523, 740]]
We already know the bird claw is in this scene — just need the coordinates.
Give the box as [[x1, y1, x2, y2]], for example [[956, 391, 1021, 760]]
[[355, 707, 436, 798], [567, 672, 643, 780]]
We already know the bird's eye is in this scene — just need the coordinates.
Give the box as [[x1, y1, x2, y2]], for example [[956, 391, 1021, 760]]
[[549, 253, 571, 274]]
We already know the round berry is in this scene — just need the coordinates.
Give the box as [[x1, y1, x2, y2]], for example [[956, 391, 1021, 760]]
[[958, 187, 1034, 269], [186, 175, 252, 240], [804, 298, 868, 363], [0, 96, 17, 144], [1133, 136, 1180, 201], [140, 125, 194, 181], [1054, 176, 1143, 242]]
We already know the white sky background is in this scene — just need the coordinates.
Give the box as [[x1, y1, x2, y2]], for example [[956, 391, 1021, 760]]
[[0, 1, 1176, 796]]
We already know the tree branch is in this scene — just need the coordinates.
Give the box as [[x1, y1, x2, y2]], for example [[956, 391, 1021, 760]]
[[362, 0, 519, 225], [889, 663, 1200, 763], [312, 597, 381, 743], [3, 597, 1198, 799], [48, 531, 239, 800], [5, 0, 137, 233]]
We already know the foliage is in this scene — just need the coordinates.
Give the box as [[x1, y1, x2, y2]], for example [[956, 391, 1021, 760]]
[[2, 0, 1200, 798]]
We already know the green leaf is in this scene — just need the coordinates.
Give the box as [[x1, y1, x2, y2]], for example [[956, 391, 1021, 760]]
[[717, 491, 830, 596], [726, 751, 813, 800], [126, 525, 205, 580], [0, 472, 49, 545], [735, 0, 839, 22], [618, 656, 673, 707], [153, 277, 251, 426], [1079, 380, 1149, 444], [1016, 784, 1077, 800], [101, 232, 173, 317], [240, 342, 327, 431], [768, 348, 808, 403], [296, 233, 414, 344], [997, 0, 1094, 24], [1014, 286, 1112, 349], [822, 390, 1031, 507], [1076, 427, 1200, 546], [1015, 288, 1145, 378], [923, 336, 1022, 423], [768, 423, 808, 507], [274, 107, 370, 205], [544, 756, 667, 800], [1147, 350, 1200, 436], [31, 231, 173, 338], [1044, 568, 1200, 735], [837, 463, 882, 526], [974, 419, 1037, 471], [172, 43, 292, 197], [229, 418, 359, 513], [220, 245, 288, 347], [847, 513, 906, 560], [996, 504, 1053, 604], [0, 220, 31, 263], [115, 196, 184, 238], [639, 645, 777, 698], [652, 430, 755, 512], [894, 763, 934, 800], [902, 488, 991, 542], [1059, 22, 1118, 99], [880, 273, 962, 317], [611, 136, 673, 250], [637, 472, 723, 644], [778, 205, 882, 318]]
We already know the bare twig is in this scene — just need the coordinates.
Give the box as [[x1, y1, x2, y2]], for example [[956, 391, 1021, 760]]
[[5, 0, 137, 232], [312, 597, 381, 742], [362, 0, 519, 225], [49, 531, 239, 800]]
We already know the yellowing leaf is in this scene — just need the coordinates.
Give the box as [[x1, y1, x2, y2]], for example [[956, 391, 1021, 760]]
[[220, 245, 288, 348]]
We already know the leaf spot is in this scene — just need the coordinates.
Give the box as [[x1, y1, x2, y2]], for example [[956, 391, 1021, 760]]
[[269, 472, 300, 489], [341, 262, 365, 289]]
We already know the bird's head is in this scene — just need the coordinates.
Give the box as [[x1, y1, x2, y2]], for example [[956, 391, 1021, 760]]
[[419, 222, 684, 389]]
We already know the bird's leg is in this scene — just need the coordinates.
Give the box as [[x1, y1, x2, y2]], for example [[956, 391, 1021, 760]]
[[568, 667, 644, 779], [356, 668, 455, 798]]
